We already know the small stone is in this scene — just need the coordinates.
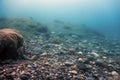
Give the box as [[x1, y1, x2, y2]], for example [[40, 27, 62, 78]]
[[20, 71, 26, 75], [86, 76, 95, 80], [68, 48, 75, 54], [108, 59, 114, 63], [41, 52, 48, 57], [95, 59, 112, 70], [27, 65, 32, 68], [69, 70, 77, 74], [44, 61, 50, 66], [85, 64, 92, 69], [0, 71, 3, 75], [90, 61, 95, 65], [87, 55, 96, 61], [77, 51, 83, 58], [82, 40, 87, 43], [90, 52, 99, 58], [31, 55, 38, 60], [70, 65, 77, 70], [111, 71, 119, 78], [64, 62, 74, 67], [77, 51, 83, 55], [78, 58, 84, 62], [11, 71, 16, 75], [6, 75, 14, 80], [77, 63, 88, 71], [0, 75, 4, 80], [102, 56, 107, 59], [20, 74, 30, 80], [41, 67, 45, 70]]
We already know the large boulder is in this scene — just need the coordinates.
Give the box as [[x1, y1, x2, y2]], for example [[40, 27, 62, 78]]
[[0, 28, 26, 60]]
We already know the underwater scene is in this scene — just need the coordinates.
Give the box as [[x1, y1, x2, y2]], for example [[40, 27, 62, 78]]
[[0, 0, 120, 80]]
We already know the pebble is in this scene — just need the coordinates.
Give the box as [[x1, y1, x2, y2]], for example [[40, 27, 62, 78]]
[[11, 71, 16, 75], [86, 76, 95, 80], [90, 52, 99, 58], [70, 65, 77, 70], [90, 61, 95, 65], [86, 55, 96, 61], [41, 52, 49, 57], [0, 71, 4, 75], [102, 56, 107, 60], [6, 74, 14, 80], [30, 55, 38, 60], [111, 71, 119, 78], [77, 51, 83, 58], [69, 70, 77, 74], [27, 65, 32, 68], [44, 61, 50, 66], [68, 48, 75, 54], [64, 62, 74, 67], [85, 64, 92, 69], [78, 58, 84, 62], [77, 51, 83, 55], [77, 63, 88, 71], [20, 74, 30, 80], [95, 59, 109, 68]]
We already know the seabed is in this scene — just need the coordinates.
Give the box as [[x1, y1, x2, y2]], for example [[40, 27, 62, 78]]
[[0, 18, 120, 80]]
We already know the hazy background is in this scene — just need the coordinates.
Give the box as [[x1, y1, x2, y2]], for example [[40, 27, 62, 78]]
[[0, 0, 120, 38]]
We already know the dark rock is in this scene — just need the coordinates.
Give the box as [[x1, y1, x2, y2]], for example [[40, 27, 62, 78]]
[[95, 59, 114, 70], [87, 55, 96, 61], [36, 25, 48, 33], [0, 71, 3, 75], [0, 75, 4, 80], [20, 74, 31, 80], [57, 76, 65, 80], [64, 62, 74, 67], [6, 74, 14, 80], [77, 63, 90, 71], [85, 76, 95, 80], [93, 75, 99, 80]]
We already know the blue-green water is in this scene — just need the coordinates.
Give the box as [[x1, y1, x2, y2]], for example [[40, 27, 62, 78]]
[[0, 0, 120, 38], [0, 1, 120, 79]]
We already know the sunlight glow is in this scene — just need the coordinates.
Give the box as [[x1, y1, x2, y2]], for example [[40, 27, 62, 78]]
[[2, 0, 117, 23], [2, 0, 102, 9]]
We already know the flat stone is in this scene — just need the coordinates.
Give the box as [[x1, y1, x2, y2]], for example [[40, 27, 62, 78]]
[[69, 70, 77, 74], [64, 62, 74, 67], [111, 71, 119, 78]]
